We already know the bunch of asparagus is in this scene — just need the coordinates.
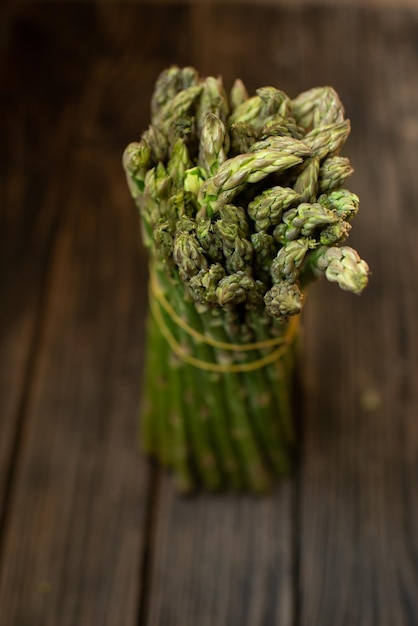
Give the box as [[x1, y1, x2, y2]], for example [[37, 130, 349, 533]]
[[123, 66, 369, 493]]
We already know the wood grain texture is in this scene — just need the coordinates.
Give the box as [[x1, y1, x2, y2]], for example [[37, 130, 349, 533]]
[[0, 3, 417, 626], [147, 480, 294, 626], [297, 10, 418, 625], [9, 0, 418, 7], [0, 4, 159, 624], [0, 3, 99, 523]]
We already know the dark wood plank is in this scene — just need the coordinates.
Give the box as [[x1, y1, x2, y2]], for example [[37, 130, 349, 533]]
[[146, 481, 294, 626], [297, 9, 418, 625], [0, 4, 193, 623], [0, 2, 102, 521], [0, 144, 149, 624]]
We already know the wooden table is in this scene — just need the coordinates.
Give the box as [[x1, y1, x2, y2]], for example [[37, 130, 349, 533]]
[[1, 3, 417, 624]]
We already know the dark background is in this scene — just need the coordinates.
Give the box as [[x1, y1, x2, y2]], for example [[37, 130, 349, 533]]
[[1, 2, 417, 625]]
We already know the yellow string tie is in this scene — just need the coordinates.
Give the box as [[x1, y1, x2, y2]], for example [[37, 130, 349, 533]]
[[149, 272, 299, 374]]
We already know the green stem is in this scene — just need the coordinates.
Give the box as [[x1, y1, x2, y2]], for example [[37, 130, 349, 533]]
[[251, 314, 296, 468], [240, 351, 292, 477], [174, 334, 222, 491], [178, 303, 246, 491], [168, 351, 196, 493], [152, 270, 196, 493], [219, 315, 291, 479], [157, 268, 222, 491], [201, 311, 273, 492], [141, 311, 168, 459]]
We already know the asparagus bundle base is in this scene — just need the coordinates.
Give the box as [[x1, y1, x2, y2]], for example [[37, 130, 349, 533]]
[[123, 66, 369, 493]]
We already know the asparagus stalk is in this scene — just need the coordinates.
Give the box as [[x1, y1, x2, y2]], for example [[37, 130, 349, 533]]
[[156, 268, 223, 491], [141, 310, 168, 458], [150, 269, 196, 493], [201, 310, 274, 492]]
